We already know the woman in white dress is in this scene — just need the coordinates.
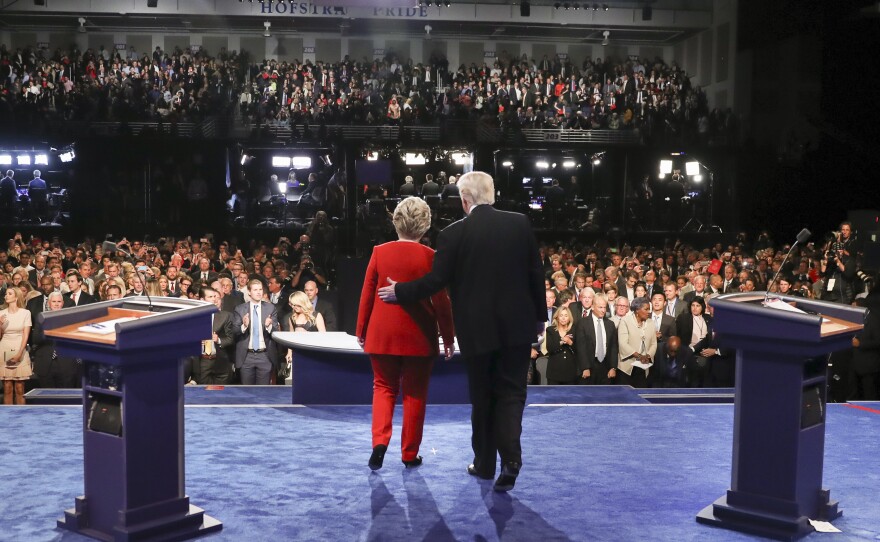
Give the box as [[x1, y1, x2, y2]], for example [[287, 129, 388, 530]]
[[1, 286, 32, 405]]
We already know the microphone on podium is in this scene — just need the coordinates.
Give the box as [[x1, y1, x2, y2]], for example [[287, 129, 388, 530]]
[[102, 240, 154, 312], [764, 228, 811, 306]]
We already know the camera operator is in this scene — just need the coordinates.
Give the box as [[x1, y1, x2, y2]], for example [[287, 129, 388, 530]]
[[290, 255, 327, 290], [820, 226, 856, 305]]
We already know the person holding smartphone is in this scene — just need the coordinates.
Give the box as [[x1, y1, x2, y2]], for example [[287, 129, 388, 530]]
[[544, 306, 579, 385]]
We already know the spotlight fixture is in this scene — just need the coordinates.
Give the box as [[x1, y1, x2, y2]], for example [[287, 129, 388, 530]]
[[17, 155, 31, 166], [686, 161, 700, 176], [659, 159, 673, 176], [562, 160, 577, 168], [573, 3, 580, 10], [405, 153, 426, 165], [592, 3, 599, 10], [77, 17, 87, 33], [59, 150, 76, 163], [536, 161, 549, 169], [601, 30, 610, 46], [502, 160, 513, 167], [591, 151, 606, 165], [602, 3, 609, 10], [240, 154, 254, 166], [263, 21, 271, 37], [277, 181, 288, 194], [443, 0, 451, 6], [563, 2, 570, 9], [553, 2, 561, 9], [291, 156, 312, 169], [0, 155, 11, 165], [34, 154, 49, 165], [272, 156, 292, 168]]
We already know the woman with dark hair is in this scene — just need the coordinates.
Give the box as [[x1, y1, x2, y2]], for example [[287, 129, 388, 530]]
[[675, 296, 714, 386], [617, 296, 657, 388]]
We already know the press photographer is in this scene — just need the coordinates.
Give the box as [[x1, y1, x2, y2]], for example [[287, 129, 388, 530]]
[[820, 225, 856, 304]]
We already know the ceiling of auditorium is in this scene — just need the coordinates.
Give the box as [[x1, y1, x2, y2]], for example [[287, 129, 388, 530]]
[[0, 0, 710, 44]]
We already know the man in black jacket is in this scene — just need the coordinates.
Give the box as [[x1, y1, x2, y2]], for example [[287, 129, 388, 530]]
[[379, 171, 545, 492]]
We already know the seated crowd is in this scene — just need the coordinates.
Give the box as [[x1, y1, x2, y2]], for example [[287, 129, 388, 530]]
[[245, 49, 730, 142], [533, 224, 876, 398], [0, 43, 242, 126], [1, 41, 736, 142], [1, 221, 875, 403], [0, 231, 337, 403]]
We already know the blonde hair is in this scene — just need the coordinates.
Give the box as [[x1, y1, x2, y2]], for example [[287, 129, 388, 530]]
[[457, 171, 496, 206], [7, 283, 27, 308], [552, 305, 574, 333], [392, 196, 431, 240], [288, 291, 316, 325]]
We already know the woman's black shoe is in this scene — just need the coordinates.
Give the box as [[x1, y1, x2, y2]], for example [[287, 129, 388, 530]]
[[402, 456, 423, 468], [369, 444, 387, 470]]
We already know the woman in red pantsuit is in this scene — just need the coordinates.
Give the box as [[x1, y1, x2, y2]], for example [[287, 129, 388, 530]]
[[357, 197, 455, 469]]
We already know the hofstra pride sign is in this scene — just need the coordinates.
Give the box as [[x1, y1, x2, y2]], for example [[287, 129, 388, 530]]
[[259, 2, 429, 18]]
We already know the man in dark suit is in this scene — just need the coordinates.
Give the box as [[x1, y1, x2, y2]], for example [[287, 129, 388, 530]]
[[193, 257, 219, 286], [232, 279, 280, 385], [30, 292, 80, 388], [28, 276, 72, 323], [575, 295, 618, 385], [187, 287, 235, 384], [379, 171, 545, 492], [219, 277, 246, 313], [682, 274, 709, 305], [651, 336, 693, 388], [649, 291, 677, 343], [722, 264, 740, 294], [420, 174, 440, 196], [64, 272, 96, 306], [303, 280, 337, 331], [399, 175, 417, 196], [663, 282, 686, 318], [440, 175, 459, 200]]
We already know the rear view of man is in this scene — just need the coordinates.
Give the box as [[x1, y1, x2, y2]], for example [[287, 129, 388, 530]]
[[379, 171, 545, 492]]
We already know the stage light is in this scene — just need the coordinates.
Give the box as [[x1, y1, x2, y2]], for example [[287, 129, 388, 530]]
[[592, 159, 601, 166], [405, 153, 426, 165], [659, 159, 673, 175], [272, 156, 291, 168], [17, 155, 31, 165], [452, 152, 471, 165], [366, 151, 378, 161], [59, 150, 75, 163], [692, 174, 703, 183], [240, 154, 253, 166], [536, 161, 549, 169], [0, 155, 11, 165], [291, 156, 312, 169], [277, 181, 288, 194], [686, 161, 700, 176], [321, 154, 332, 166], [502, 160, 513, 167], [34, 154, 49, 165], [562, 160, 577, 168]]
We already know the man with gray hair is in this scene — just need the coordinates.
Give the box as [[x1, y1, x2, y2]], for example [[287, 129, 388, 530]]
[[379, 171, 545, 492]]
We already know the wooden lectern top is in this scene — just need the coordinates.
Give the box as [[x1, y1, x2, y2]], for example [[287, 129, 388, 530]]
[[45, 307, 155, 345], [718, 293, 863, 338]]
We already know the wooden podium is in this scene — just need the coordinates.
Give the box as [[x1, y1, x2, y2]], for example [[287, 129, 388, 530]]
[[695, 293, 864, 541], [42, 297, 222, 542]]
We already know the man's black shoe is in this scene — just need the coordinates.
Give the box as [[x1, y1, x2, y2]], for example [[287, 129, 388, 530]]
[[467, 463, 494, 480], [493, 462, 521, 492]]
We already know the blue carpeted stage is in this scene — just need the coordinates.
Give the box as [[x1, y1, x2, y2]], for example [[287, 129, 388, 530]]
[[2, 386, 878, 541]]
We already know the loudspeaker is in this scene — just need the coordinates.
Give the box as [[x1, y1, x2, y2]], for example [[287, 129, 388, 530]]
[[642, 6, 652, 20], [147, 0, 158, 7], [520, 2, 530, 16]]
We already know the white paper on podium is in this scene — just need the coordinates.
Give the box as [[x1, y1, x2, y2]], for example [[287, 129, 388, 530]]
[[631, 361, 653, 370], [764, 298, 830, 322], [77, 317, 138, 334], [808, 520, 841, 533]]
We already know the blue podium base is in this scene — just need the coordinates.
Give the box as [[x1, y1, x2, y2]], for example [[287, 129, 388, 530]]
[[58, 496, 222, 542], [696, 491, 841, 541]]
